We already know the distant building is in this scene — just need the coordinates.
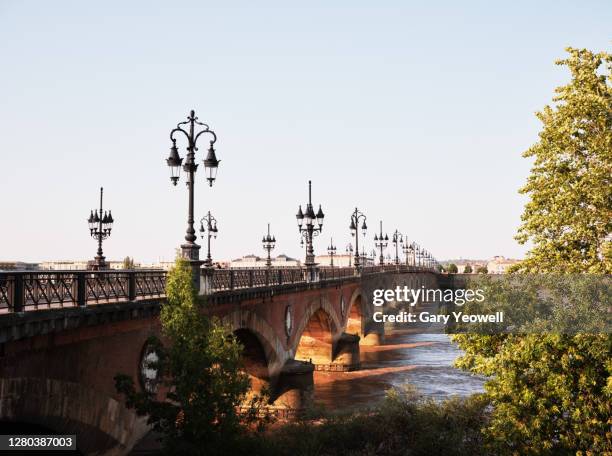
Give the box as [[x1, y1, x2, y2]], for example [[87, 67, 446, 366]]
[[230, 254, 300, 268], [38, 260, 88, 270], [441, 257, 520, 273], [486, 256, 520, 274], [0, 261, 39, 271], [139, 261, 176, 271], [39, 260, 145, 271], [315, 253, 375, 267], [440, 259, 486, 273]]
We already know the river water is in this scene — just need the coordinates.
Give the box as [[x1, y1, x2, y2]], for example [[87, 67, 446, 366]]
[[313, 323, 486, 412]]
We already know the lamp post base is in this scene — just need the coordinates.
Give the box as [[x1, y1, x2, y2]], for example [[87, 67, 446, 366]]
[[304, 263, 320, 283], [181, 243, 203, 292], [89, 255, 107, 271]]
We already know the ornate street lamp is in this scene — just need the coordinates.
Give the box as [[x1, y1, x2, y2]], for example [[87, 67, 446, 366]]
[[373, 221, 388, 266], [402, 238, 413, 266], [391, 229, 403, 265], [295, 180, 324, 267], [349, 207, 367, 270], [166, 110, 219, 267], [345, 243, 353, 268], [262, 223, 276, 268], [199, 211, 218, 268], [87, 187, 114, 270], [327, 238, 337, 267]]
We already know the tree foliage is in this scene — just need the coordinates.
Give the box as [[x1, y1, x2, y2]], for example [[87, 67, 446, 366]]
[[252, 387, 489, 456], [447, 263, 458, 274], [122, 256, 135, 269], [513, 47, 612, 274], [453, 48, 612, 455], [115, 258, 259, 455], [464, 264, 473, 273]]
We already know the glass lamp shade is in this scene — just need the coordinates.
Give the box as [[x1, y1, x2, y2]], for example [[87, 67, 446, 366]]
[[167, 143, 183, 185], [296, 206, 304, 227], [304, 205, 315, 226], [203, 144, 220, 187], [88, 211, 95, 230], [316, 205, 325, 226]]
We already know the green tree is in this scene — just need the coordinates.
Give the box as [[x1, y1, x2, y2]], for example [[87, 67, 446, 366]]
[[452, 48, 612, 455], [447, 263, 458, 274], [122, 256, 135, 269], [464, 264, 473, 273], [476, 265, 488, 274], [513, 47, 612, 274], [115, 258, 260, 455]]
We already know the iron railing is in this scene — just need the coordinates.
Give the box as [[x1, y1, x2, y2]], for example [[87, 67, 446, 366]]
[[0, 270, 167, 314], [0, 264, 437, 314]]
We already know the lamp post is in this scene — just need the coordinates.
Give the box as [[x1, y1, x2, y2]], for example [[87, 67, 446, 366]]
[[327, 238, 337, 267], [403, 239, 412, 266], [391, 229, 403, 265], [199, 211, 218, 268], [349, 207, 367, 270], [166, 110, 220, 284], [345, 243, 353, 268], [295, 180, 324, 269], [373, 221, 388, 266], [87, 187, 114, 270], [262, 223, 276, 268]]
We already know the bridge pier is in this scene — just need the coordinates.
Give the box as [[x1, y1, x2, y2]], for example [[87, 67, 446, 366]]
[[360, 330, 384, 346], [272, 359, 314, 410], [329, 332, 360, 371]]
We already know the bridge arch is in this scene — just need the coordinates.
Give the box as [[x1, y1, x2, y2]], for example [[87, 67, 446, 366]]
[[221, 309, 287, 380], [293, 298, 341, 365], [345, 289, 364, 337], [0, 377, 149, 455], [233, 328, 270, 396]]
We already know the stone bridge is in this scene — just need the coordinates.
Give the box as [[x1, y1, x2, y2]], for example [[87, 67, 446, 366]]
[[0, 265, 441, 455]]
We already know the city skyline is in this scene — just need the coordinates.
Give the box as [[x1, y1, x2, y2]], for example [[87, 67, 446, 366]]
[[1, 1, 610, 263]]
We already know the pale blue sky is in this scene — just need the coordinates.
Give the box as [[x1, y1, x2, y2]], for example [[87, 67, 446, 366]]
[[0, 1, 610, 263]]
